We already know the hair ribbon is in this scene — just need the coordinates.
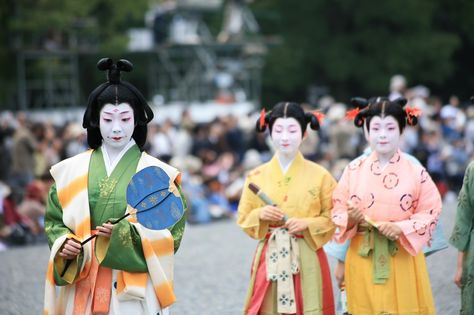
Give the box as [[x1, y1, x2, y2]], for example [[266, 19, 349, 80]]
[[313, 111, 325, 123], [345, 107, 360, 120], [405, 106, 422, 124], [259, 108, 267, 129]]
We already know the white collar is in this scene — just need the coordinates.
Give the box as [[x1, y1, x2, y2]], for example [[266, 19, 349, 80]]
[[101, 139, 136, 176]]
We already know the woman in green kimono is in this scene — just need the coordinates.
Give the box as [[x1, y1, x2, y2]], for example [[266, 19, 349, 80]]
[[43, 58, 186, 315], [451, 96, 474, 314]]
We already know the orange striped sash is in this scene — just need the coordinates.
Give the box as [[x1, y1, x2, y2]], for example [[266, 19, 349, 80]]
[[73, 231, 112, 315]]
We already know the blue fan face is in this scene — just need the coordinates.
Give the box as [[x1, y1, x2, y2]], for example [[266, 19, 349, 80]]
[[127, 166, 184, 229]]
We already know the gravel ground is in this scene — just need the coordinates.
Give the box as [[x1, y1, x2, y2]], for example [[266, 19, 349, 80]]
[[0, 195, 461, 314]]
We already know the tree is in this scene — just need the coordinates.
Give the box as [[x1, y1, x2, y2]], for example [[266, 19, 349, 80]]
[[251, 0, 464, 105], [0, 0, 149, 108]]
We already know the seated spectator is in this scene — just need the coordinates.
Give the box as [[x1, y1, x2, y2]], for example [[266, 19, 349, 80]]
[[17, 180, 47, 236]]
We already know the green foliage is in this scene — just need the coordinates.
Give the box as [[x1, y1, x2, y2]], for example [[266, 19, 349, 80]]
[[252, 0, 467, 104], [1, 0, 473, 108], [0, 0, 149, 108]]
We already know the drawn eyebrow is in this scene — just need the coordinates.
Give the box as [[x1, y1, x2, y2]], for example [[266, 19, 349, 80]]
[[102, 110, 131, 115]]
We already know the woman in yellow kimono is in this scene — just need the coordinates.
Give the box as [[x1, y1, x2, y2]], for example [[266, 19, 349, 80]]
[[331, 97, 442, 314], [238, 102, 336, 315]]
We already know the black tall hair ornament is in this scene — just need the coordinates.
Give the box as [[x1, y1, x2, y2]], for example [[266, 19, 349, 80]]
[[82, 58, 154, 129]]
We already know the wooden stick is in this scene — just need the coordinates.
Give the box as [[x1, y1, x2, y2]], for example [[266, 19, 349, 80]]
[[248, 183, 288, 222], [60, 212, 133, 277]]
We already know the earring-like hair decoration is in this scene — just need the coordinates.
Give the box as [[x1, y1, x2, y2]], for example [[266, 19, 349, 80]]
[[304, 111, 321, 131], [347, 97, 369, 127], [405, 106, 422, 126]]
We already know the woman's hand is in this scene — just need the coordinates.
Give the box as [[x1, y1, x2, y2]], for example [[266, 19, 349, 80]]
[[96, 222, 115, 238], [377, 222, 402, 241], [454, 252, 465, 288], [59, 238, 82, 260], [284, 218, 309, 234], [259, 205, 285, 222], [347, 201, 365, 228]]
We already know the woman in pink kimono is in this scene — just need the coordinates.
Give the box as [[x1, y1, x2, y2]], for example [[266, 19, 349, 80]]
[[331, 97, 441, 314], [238, 102, 335, 315]]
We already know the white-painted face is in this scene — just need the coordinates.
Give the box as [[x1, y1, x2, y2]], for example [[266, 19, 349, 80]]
[[99, 103, 135, 150], [367, 115, 401, 157], [271, 117, 303, 157]]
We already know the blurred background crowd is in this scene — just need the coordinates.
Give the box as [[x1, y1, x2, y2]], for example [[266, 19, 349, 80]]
[[1, 74, 473, 250]]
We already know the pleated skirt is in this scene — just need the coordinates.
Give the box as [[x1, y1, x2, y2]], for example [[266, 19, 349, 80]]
[[243, 238, 335, 315], [345, 234, 436, 315]]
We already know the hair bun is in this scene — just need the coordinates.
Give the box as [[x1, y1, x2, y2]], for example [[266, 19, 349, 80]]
[[117, 59, 133, 72], [350, 97, 368, 108], [305, 112, 320, 131], [97, 58, 113, 71], [96, 58, 134, 84], [393, 97, 407, 107]]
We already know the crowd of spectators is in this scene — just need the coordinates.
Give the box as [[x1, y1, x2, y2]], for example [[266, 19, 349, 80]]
[[0, 75, 472, 251]]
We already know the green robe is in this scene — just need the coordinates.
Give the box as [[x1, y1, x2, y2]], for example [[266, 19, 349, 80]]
[[44, 145, 186, 285], [450, 161, 474, 315]]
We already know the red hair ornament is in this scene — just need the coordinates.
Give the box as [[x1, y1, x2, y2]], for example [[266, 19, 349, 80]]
[[259, 108, 267, 130], [405, 106, 422, 125], [345, 107, 360, 121]]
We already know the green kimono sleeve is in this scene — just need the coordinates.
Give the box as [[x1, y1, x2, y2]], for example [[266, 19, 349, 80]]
[[96, 219, 149, 272], [450, 162, 474, 252], [97, 182, 187, 270], [44, 184, 84, 286], [169, 184, 187, 253]]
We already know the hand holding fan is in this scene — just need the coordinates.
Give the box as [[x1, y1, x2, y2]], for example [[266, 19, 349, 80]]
[[61, 166, 184, 276]]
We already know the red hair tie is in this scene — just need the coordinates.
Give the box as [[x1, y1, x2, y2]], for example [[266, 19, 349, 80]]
[[405, 106, 422, 125], [345, 108, 360, 120], [313, 111, 325, 123], [259, 108, 266, 129]]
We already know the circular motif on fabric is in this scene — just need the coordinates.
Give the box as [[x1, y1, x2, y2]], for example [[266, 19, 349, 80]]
[[389, 151, 401, 164], [383, 173, 399, 189], [349, 195, 361, 206], [370, 160, 382, 175], [348, 159, 362, 170], [367, 193, 375, 208], [413, 221, 427, 236], [429, 221, 436, 238], [400, 194, 414, 211], [420, 169, 428, 183]]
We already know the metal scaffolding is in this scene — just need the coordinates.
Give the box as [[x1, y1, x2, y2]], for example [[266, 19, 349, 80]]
[[16, 51, 80, 110]]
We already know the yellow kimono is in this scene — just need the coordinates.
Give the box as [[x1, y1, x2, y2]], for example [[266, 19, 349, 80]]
[[238, 152, 336, 315]]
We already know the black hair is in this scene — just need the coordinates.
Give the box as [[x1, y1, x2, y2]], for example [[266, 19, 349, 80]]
[[255, 102, 320, 137], [82, 58, 154, 150], [350, 96, 417, 133]]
